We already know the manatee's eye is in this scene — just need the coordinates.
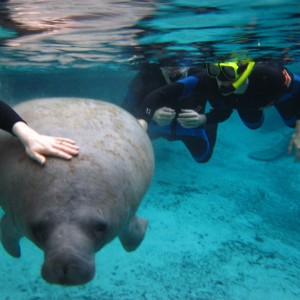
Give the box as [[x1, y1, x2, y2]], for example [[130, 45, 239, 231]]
[[94, 221, 107, 236], [87, 220, 107, 241], [30, 221, 49, 245]]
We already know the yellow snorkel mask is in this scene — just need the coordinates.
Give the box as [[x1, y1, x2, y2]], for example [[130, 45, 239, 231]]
[[207, 61, 255, 94]]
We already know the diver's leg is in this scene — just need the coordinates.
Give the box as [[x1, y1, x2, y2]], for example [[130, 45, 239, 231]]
[[274, 97, 296, 128], [182, 135, 211, 163], [204, 122, 218, 153], [237, 109, 264, 129]]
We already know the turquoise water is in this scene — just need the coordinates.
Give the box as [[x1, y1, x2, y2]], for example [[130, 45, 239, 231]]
[[1, 1, 300, 299]]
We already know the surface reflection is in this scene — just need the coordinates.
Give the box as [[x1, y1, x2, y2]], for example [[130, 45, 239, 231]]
[[0, 0, 299, 68], [0, 0, 156, 67]]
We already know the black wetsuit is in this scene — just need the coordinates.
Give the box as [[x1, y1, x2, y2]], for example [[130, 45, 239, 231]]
[[139, 62, 300, 131], [0, 100, 24, 134], [122, 63, 218, 163]]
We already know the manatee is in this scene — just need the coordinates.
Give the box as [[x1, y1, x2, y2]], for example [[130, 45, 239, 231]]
[[0, 98, 154, 286]]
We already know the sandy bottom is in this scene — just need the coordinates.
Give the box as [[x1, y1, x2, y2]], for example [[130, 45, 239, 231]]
[[1, 111, 300, 300]]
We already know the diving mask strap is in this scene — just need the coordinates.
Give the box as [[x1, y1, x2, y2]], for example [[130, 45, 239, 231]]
[[160, 67, 190, 84], [161, 68, 173, 84]]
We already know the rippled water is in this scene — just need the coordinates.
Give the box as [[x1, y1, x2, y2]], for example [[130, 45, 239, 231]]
[[0, 0, 299, 69]]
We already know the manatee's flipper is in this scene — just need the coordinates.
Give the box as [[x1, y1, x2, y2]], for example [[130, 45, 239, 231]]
[[0, 214, 22, 257], [248, 134, 290, 161], [119, 215, 148, 252]]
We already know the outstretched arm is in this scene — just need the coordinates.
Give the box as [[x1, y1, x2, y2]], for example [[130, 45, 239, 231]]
[[1, 100, 79, 165], [0, 99, 24, 133]]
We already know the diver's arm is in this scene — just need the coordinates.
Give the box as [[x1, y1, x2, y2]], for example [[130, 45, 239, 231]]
[[0, 100, 79, 165], [0, 99, 26, 134], [177, 104, 232, 128], [138, 74, 201, 122], [138, 82, 184, 122], [204, 101, 233, 124]]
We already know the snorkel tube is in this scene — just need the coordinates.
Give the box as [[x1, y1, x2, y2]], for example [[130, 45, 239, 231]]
[[232, 61, 255, 89], [219, 61, 255, 94]]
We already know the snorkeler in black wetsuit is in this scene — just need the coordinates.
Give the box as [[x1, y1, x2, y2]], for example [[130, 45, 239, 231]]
[[0, 99, 79, 164], [138, 61, 300, 161], [122, 62, 218, 163]]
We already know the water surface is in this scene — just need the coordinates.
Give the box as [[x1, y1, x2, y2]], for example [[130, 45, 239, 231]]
[[0, 0, 299, 69]]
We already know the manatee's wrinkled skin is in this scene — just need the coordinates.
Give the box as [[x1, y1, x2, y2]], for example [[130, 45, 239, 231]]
[[0, 98, 154, 286]]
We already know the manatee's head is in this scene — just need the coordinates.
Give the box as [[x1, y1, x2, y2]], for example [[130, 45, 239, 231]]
[[26, 205, 117, 286]]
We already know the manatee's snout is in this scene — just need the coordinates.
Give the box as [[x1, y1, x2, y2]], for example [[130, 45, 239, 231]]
[[42, 248, 95, 286]]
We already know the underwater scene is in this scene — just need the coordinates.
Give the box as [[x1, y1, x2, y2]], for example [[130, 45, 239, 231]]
[[1, 0, 300, 299]]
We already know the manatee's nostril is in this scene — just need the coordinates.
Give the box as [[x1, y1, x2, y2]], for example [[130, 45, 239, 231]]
[[49, 263, 68, 284], [56, 264, 77, 285], [63, 263, 78, 278], [52, 261, 80, 284]]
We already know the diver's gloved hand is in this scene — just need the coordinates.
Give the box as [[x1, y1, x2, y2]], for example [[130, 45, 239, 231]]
[[177, 109, 207, 128], [288, 123, 300, 161], [152, 107, 176, 126]]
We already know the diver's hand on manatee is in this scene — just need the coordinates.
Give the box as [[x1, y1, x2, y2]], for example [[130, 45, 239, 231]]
[[12, 121, 79, 165], [24, 134, 80, 165]]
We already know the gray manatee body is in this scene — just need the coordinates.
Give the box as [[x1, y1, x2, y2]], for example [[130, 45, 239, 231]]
[[0, 98, 154, 285]]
